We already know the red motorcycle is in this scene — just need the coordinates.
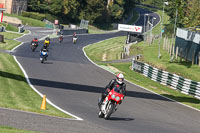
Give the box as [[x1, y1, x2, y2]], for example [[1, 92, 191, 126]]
[[59, 36, 63, 43], [30, 42, 38, 52], [98, 87, 124, 120]]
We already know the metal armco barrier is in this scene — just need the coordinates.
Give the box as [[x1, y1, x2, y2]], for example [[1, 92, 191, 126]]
[[132, 59, 200, 99]]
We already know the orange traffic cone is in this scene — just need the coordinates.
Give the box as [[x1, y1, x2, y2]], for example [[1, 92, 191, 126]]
[[40, 95, 46, 110]]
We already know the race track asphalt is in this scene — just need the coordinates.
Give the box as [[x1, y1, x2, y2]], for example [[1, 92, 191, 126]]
[[5, 8, 200, 133], [13, 34, 200, 133]]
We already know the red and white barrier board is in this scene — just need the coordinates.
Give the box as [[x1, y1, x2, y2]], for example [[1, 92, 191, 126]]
[[118, 24, 142, 33]]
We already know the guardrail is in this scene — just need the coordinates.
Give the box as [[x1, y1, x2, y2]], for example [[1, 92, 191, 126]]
[[132, 59, 200, 99]]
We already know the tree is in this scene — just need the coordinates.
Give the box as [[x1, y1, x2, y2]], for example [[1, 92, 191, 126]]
[[184, 0, 200, 27], [108, 4, 124, 20], [79, 0, 106, 23]]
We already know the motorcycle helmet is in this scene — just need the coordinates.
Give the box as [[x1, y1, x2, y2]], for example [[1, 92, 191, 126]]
[[43, 45, 48, 49], [116, 73, 124, 84]]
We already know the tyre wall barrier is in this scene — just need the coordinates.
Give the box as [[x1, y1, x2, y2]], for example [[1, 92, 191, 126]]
[[132, 59, 200, 99], [58, 29, 88, 35]]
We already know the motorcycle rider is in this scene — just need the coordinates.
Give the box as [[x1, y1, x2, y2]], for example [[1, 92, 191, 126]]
[[44, 39, 50, 47], [59, 34, 63, 42], [73, 32, 77, 38], [98, 73, 126, 106], [31, 37, 39, 46], [72, 32, 77, 43], [40, 45, 48, 60], [45, 35, 51, 41]]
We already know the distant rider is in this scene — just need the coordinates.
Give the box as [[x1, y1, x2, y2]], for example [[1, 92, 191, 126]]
[[73, 32, 77, 37], [31, 37, 38, 46], [59, 34, 63, 42], [72, 32, 77, 43], [44, 38, 50, 47], [40, 45, 48, 60], [98, 73, 126, 106]]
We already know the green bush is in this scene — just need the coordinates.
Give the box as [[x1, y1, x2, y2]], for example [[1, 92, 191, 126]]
[[22, 11, 45, 21], [45, 13, 57, 23]]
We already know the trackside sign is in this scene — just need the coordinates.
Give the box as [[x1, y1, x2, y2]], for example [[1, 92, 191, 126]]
[[118, 24, 142, 33]]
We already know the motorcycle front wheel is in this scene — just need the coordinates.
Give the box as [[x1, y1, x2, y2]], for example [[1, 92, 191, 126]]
[[98, 111, 104, 118], [104, 102, 115, 120], [31, 46, 35, 52], [41, 57, 44, 63]]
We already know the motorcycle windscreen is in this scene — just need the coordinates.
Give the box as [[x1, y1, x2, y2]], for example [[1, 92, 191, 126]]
[[113, 87, 120, 93]]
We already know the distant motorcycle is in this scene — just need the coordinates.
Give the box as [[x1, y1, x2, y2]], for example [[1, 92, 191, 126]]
[[72, 36, 77, 44], [98, 87, 124, 120], [30, 42, 38, 52], [59, 36, 63, 43], [40, 51, 48, 63]]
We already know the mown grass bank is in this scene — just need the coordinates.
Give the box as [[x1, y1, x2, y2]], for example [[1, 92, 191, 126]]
[[5, 13, 46, 27], [1, 23, 18, 32], [0, 126, 38, 133], [129, 5, 200, 82], [85, 36, 126, 61], [0, 32, 21, 50], [0, 32, 73, 118]]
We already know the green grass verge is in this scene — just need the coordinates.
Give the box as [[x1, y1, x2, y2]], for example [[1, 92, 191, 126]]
[[0, 32, 73, 118], [0, 53, 73, 118], [0, 32, 22, 50], [84, 36, 126, 61], [5, 14, 46, 27], [0, 126, 37, 133], [88, 25, 110, 34], [128, 5, 200, 82]]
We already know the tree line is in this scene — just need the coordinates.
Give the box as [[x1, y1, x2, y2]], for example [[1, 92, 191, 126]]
[[27, 0, 135, 24], [139, 0, 200, 29], [28, 0, 200, 29]]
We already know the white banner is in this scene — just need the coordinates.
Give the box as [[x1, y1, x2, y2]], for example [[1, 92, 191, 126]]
[[118, 24, 142, 33]]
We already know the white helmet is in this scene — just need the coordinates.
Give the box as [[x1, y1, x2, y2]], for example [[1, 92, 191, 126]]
[[116, 73, 124, 84]]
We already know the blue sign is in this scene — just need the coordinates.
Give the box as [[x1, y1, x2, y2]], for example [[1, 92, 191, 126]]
[[161, 29, 165, 33]]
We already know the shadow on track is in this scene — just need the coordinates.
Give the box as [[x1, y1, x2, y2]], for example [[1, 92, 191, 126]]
[[0, 70, 174, 102], [108, 117, 134, 121]]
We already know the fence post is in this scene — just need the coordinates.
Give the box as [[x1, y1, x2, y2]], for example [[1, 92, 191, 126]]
[[170, 42, 172, 55], [199, 51, 200, 67], [164, 37, 167, 50], [172, 43, 174, 56], [180, 48, 183, 62], [166, 37, 169, 51], [192, 50, 196, 65], [163, 35, 166, 50], [168, 40, 170, 53], [175, 47, 179, 60]]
